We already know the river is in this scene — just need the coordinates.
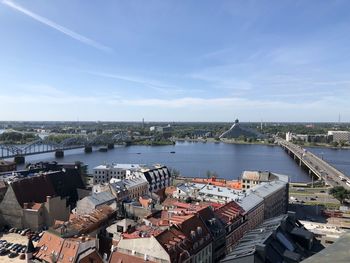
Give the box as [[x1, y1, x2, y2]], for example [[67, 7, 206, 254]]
[[11, 141, 349, 183]]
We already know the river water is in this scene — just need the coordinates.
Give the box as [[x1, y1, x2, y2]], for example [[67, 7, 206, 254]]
[[11, 141, 350, 183], [8, 141, 350, 182]]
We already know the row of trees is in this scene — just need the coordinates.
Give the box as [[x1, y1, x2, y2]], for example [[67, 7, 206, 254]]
[[0, 132, 38, 144]]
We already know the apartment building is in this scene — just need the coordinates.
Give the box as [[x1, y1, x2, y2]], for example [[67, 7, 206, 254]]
[[93, 164, 172, 192]]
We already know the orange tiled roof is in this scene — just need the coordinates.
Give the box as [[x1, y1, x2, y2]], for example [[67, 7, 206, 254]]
[[191, 177, 242, 189], [57, 205, 115, 235], [34, 231, 98, 263]]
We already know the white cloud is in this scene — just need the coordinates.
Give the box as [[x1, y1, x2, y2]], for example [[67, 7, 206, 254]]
[[2, 0, 112, 52], [85, 71, 199, 95]]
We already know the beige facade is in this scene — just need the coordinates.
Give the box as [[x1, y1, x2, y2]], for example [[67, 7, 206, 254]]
[[117, 236, 171, 262], [0, 186, 23, 227], [0, 186, 69, 230]]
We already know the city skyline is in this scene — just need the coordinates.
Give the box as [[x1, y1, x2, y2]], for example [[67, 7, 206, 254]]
[[1, 0, 350, 122]]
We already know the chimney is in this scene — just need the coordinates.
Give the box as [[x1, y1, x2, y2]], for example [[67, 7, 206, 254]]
[[46, 196, 51, 203], [23, 203, 28, 209]]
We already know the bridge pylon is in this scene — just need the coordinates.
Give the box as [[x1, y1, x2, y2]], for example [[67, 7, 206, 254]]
[[55, 150, 64, 158], [84, 146, 92, 153], [14, 155, 25, 164]]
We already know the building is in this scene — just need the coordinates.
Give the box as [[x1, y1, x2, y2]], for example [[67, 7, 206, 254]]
[[93, 164, 141, 184], [0, 170, 85, 229], [328, 131, 350, 143], [252, 180, 289, 220], [109, 251, 156, 263], [34, 231, 103, 263], [221, 213, 324, 263], [241, 171, 288, 190], [238, 193, 264, 231], [109, 181, 129, 203], [117, 213, 213, 263], [93, 164, 172, 193], [130, 165, 172, 192], [215, 201, 248, 254], [150, 124, 172, 133], [197, 207, 226, 262], [219, 119, 262, 139], [54, 205, 116, 237], [75, 191, 116, 215], [106, 218, 138, 241], [0, 160, 16, 172], [299, 221, 347, 246], [120, 177, 149, 200], [301, 232, 350, 263], [173, 183, 202, 200]]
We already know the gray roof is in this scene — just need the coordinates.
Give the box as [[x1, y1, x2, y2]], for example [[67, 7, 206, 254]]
[[252, 180, 287, 199], [87, 191, 115, 206], [123, 177, 148, 189], [301, 232, 350, 263], [236, 192, 264, 212], [110, 180, 127, 192]]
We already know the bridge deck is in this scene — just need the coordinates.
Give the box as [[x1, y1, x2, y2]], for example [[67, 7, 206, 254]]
[[277, 139, 349, 189]]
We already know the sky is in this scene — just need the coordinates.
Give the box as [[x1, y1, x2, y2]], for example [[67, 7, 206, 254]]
[[1, 0, 350, 122]]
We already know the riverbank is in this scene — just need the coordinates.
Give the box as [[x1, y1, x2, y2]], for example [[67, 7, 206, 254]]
[[295, 142, 350, 150], [174, 137, 276, 146]]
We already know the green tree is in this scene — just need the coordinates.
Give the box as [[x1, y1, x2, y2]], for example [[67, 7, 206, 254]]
[[329, 186, 350, 204]]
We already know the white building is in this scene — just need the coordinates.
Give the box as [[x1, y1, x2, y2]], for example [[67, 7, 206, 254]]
[[93, 163, 172, 193], [328, 131, 350, 143], [93, 164, 141, 184], [241, 171, 289, 190]]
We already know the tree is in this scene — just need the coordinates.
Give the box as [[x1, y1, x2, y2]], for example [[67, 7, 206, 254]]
[[332, 141, 339, 147], [206, 170, 212, 179], [329, 186, 350, 204]]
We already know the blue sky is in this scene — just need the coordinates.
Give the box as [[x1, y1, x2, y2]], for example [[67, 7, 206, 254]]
[[1, 0, 350, 122]]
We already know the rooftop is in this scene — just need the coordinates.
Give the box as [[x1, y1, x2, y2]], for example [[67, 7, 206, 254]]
[[55, 205, 116, 236], [222, 213, 324, 263], [94, 163, 142, 170], [86, 191, 115, 206], [109, 251, 155, 263]]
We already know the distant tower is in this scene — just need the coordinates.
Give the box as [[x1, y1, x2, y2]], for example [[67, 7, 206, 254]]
[[25, 238, 35, 262], [338, 113, 341, 123], [260, 119, 263, 131], [142, 118, 145, 129]]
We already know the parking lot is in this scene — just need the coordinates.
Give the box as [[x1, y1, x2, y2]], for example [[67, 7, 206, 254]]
[[0, 229, 42, 263]]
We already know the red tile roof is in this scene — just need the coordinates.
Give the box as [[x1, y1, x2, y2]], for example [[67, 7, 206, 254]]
[[56, 205, 116, 235], [155, 227, 192, 263], [214, 201, 245, 226], [122, 224, 163, 239], [34, 231, 98, 263]]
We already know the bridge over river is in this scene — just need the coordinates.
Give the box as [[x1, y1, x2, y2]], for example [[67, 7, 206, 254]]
[[0, 133, 129, 164], [277, 138, 350, 189]]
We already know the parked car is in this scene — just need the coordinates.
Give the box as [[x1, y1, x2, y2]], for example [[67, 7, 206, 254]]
[[21, 229, 30, 236], [8, 252, 18, 258]]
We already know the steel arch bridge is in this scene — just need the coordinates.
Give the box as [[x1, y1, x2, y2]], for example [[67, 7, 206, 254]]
[[0, 133, 125, 159]]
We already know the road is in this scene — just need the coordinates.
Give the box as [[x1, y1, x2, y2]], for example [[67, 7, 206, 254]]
[[277, 138, 350, 189]]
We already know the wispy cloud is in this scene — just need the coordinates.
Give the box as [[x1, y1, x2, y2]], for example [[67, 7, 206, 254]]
[[86, 71, 200, 95], [2, 0, 112, 52]]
